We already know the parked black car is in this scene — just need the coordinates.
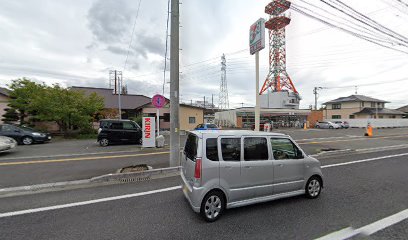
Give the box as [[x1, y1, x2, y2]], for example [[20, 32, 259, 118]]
[[97, 119, 142, 146], [0, 124, 52, 145]]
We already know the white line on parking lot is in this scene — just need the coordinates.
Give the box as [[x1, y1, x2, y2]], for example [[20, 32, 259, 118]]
[[1, 152, 407, 219], [0, 186, 181, 218], [315, 208, 408, 240]]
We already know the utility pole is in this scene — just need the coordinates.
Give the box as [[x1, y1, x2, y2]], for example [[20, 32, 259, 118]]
[[118, 74, 122, 119], [203, 96, 206, 109], [211, 94, 214, 111], [169, 0, 180, 167], [313, 87, 323, 110]]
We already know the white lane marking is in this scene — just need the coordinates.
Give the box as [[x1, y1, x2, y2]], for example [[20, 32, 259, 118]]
[[315, 209, 408, 240], [314, 227, 356, 240], [1, 151, 408, 219], [0, 186, 181, 218], [296, 135, 360, 141], [321, 152, 408, 169]]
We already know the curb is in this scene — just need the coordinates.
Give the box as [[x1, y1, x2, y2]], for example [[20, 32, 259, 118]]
[[91, 166, 181, 183], [0, 167, 181, 196]]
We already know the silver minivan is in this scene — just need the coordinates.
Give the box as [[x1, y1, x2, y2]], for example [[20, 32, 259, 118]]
[[181, 130, 323, 222]]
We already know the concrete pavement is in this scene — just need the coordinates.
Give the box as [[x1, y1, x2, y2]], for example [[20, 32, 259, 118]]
[[0, 149, 407, 239]]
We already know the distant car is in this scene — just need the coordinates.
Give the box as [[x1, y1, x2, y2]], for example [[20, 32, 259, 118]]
[[315, 121, 340, 129], [0, 124, 52, 145], [194, 123, 219, 130], [0, 136, 17, 152], [98, 119, 142, 147], [334, 121, 350, 129]]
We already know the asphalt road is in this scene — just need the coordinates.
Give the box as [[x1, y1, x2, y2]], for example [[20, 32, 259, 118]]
[[0, 149, 407, 239], [1, 128, 408, 188]]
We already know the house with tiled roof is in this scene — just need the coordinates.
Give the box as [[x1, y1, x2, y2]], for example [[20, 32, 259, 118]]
[[0, 87, 10, 124], [323, 95, 405, 120]]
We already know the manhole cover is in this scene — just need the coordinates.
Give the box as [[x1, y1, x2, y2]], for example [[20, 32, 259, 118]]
[[120, 164, 149, 173]]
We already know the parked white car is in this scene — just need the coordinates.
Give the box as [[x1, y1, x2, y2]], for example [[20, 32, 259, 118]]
[[0, 136, 17, 153], [315, 121, 340, 129]]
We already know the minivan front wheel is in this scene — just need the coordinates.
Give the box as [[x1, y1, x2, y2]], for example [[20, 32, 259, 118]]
[[99, 138, 109, 147], [200, 191, 225, 222], [305, 176, 322, 199]]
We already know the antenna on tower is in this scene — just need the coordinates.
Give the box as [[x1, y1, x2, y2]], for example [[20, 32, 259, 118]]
[[219, 54, 229, 110], [260, 0, 299, 100]]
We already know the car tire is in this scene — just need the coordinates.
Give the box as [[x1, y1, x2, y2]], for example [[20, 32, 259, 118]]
[[99, 138, 109, 147], [305, 176, 322, 199], [315, 125, 320, 128], [200, 190, 225, 222], [22, 136, 34, 145]]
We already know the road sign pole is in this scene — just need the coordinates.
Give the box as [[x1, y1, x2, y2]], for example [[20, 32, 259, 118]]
[[255, 51, 260, 131], [157, 108, 160, 136]]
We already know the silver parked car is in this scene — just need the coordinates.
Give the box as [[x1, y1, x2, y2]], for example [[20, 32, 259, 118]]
[[0, 136, 17, 153], [334, 121, 350, 129], [181, 130, 323, 222], [315, 121, 340, 129]]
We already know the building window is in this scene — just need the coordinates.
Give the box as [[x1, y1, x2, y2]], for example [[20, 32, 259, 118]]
[[390, 115, 396, 119], [362, 102, 365, 107], [189, 117, 196, 124], [332, 115, 341, 119], [371, 102, 376, 108], [349, 115, 355, 119], [163, 113, 170, 122], [332, 104, 341, 109]]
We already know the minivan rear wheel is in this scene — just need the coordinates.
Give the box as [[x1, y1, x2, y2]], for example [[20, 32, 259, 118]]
[[200, 191, 225, 222], [99, 138, 109, 147], [305, 176, 322, 199]]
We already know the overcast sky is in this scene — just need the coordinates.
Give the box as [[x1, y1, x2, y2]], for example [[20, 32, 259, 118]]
[[0, 0, 407, 109]]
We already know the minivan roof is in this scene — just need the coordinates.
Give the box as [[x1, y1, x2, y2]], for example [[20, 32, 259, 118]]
[[100, 119, 134, 122], [189, 130, 286, 137]]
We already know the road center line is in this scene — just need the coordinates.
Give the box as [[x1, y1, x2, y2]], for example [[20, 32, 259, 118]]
[[315, 208, 408, 240], [0, 151, 407, 218], [0, 186, 181, 218], [0, 151, 170, 166]]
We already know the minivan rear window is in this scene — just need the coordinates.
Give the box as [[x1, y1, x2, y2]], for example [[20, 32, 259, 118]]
[[184, 133, 198, 161], [206, 138, 218, 161]]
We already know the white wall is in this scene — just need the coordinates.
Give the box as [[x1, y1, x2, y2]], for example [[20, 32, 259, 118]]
[[326, 119, 408, 128]]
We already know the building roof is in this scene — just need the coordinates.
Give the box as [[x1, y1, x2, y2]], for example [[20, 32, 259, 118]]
[[324, 95, 388, 104], [71, 86, 151, 109], [396, 105, 408, 113], [353, 107, 405, 115], [0, 87, 10, 97]]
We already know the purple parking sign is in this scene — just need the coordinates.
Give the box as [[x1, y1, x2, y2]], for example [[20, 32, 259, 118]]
[[152, 94, 166, 109]]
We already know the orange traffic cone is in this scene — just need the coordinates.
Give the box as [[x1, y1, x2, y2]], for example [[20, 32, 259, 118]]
[[365, 124, 373, 137]]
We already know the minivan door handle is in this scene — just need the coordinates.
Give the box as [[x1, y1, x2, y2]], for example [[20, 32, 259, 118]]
[[224, 166, 232, 169], [278, 164, 283, 167], [243, 166, 251, 169]]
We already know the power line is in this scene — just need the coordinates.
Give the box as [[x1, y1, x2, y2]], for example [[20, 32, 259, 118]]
[[123, 0, 143, 72], [162, 0, 170, 95]]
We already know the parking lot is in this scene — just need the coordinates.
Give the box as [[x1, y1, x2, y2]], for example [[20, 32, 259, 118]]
[[0, 128, 407, 239]]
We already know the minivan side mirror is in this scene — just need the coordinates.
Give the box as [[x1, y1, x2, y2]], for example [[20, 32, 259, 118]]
[[296, 149, 304, 159]]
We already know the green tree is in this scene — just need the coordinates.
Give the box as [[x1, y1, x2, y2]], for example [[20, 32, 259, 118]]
[[7, 78, 46, 124], [31, 85, 104, 135], [1, 108, 19, 123]]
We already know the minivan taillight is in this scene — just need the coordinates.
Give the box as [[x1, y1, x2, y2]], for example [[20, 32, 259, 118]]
[[194, 158, 202, 179]]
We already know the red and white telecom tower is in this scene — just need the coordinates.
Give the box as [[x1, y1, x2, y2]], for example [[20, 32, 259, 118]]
[[260, 0, 299, 101]]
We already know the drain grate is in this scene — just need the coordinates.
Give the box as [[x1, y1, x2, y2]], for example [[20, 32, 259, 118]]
[[120, 164, 149, 173]]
